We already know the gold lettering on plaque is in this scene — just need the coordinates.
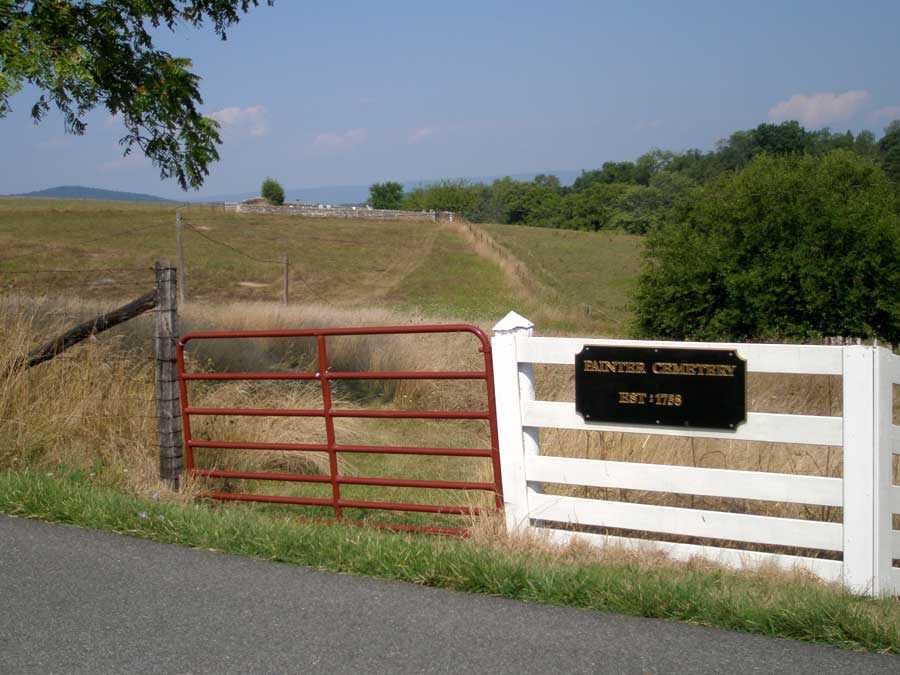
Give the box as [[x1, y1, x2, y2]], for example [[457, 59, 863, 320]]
[[587, 360, 647, 374], [651, 362, 736, 377]]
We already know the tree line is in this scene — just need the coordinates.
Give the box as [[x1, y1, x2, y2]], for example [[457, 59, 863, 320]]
[[372, 119, 900, 344], [370, 119, 900, 234]]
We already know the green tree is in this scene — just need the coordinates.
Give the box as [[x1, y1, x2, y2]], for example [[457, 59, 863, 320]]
[[261, 177, 284, 205], [607, 185, 666, 234], [634, 149, 673, 185], [635, 151, 900, 343], [0, 1, 272, 190], [564, 182, 630, 230], [879, 120, 900, 182], [853, 130, 879, 160], [753, 121, 810, 155], [402, 180, 481, 215], [368, 181, 404, 209]]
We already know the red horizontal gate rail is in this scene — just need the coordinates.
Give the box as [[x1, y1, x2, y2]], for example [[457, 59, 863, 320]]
[[176, 325, 502, 535]]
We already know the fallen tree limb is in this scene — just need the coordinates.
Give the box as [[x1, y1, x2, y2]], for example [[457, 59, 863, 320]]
[[21, 289, 158, 370]]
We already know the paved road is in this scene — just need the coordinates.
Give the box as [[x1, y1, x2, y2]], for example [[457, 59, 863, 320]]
[[1, 516, 897, 674]]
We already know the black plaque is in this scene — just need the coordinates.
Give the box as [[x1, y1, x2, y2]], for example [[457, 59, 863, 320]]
[[575, 346, 746, 430]]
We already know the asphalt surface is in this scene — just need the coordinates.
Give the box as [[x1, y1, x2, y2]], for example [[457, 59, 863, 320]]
[[1, 515, 897, 674]]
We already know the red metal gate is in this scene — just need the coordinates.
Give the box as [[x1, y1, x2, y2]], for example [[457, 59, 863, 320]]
[[176, 325, 501, 535]]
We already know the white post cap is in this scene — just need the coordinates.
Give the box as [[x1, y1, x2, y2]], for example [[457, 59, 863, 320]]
[[493, 311, 534, 336]]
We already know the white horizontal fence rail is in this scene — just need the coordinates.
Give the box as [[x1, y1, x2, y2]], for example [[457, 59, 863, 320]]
[[528, 491, 843, 551], [491, 312, 900, 597], [516, 336, 844, 374], [525, 456, 844, 506], [523, 401, 842, 446]]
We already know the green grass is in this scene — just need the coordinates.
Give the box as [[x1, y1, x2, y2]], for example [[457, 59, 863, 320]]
[[483, 223, 643, 334], [2, 468, 899, 654], [387, 228, 520, 320]]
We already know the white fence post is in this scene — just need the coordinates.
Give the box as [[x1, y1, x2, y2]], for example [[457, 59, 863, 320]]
[[842, 345, 892, 595], [492, 312, 536, 532]]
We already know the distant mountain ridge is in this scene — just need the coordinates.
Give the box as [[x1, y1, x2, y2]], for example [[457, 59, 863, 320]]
[[9, 170, 582, 207], [12, 185, 177, 203]]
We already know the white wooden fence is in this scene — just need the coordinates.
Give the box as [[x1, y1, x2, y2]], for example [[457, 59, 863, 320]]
[[491, 312, 900, 596]]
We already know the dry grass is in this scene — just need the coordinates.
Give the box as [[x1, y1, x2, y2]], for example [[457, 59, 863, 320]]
[[0, 301, 163, 496]]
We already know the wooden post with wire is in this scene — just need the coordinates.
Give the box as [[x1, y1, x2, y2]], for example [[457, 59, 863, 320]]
[[283, 253, 289, 306], [176, 212, 187, 305], [155, 261, 183, 488]]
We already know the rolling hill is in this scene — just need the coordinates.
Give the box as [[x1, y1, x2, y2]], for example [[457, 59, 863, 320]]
[[12, 185, 177, 203]]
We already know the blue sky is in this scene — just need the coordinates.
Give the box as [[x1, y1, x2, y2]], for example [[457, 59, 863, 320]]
[[2, 0, 900, 199]]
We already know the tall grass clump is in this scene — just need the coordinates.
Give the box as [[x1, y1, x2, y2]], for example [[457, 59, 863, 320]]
[[0, 298, 161, 493]]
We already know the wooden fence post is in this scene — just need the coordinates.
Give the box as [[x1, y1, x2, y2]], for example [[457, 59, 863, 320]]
[[283, 253, 289, 306], [492, 311, 537, 532], [155, 261, 183, 489]]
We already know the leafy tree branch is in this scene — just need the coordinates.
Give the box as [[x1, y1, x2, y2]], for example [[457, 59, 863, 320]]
[[0, 1, 273, 189]]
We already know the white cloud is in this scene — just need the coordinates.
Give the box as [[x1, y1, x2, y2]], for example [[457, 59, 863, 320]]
[[871, 105, 900, 122], [207, 105, 269, 137], [768, 90, 870, 128], [311, 128, 368, 151], [408, 126, 437, 144]]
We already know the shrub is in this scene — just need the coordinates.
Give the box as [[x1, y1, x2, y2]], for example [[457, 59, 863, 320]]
[[635, 150, 900, 343], [261, 177, 285, 205], [368, 181, 404, 209]]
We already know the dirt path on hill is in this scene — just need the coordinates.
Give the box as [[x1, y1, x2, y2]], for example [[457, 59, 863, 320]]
[[444, 220, 547, 302]]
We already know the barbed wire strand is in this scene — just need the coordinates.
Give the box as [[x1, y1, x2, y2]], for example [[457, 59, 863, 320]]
[[0, 282, 155, 291], [182, 222, 332, 306], [1, 267, 153, 275]]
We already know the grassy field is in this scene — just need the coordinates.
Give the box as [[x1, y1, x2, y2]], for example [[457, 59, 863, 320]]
[[0, 197, 638, 329]]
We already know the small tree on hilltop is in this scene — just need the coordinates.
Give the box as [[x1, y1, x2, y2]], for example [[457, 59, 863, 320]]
[[369, 181, 404, 209], [261, 177, 284, 205]]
